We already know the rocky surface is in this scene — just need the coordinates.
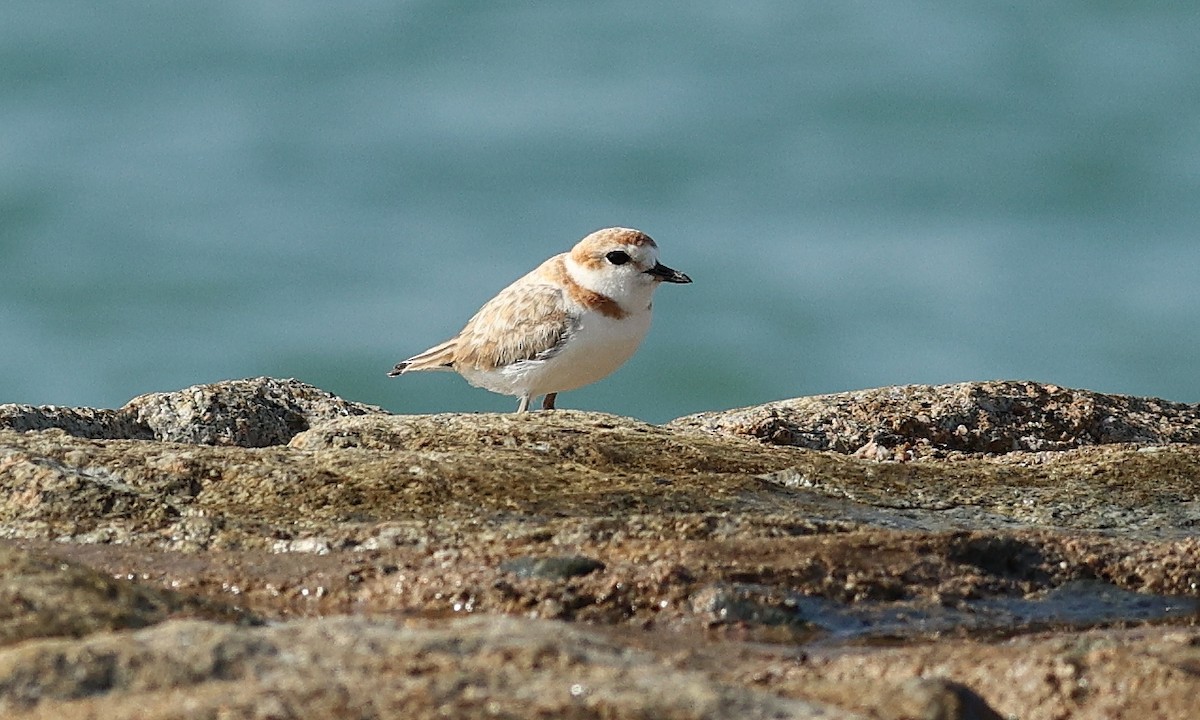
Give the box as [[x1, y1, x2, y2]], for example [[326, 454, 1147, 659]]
[[0, 616, 868, 720], [0, 544, 255, 645], [671, 380, 1200, 458], [1, 376, 1199, 719], [0, 377, 384, 446]]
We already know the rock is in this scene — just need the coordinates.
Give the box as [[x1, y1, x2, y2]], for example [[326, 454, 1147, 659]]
[[122, 377, 387, 446], [670, 381, 1200, 457], [770, 627, 1200, 720], [0, 377, 387, 447], [3, 377, 1200, 718], [882, 678, 1004, 720], [691, 583, 812, 628], [500, 555, 606, 580], [790, 676, 1004, 720], [0, 405, 150, 441], [0, 543, 253, 647], [286, 410, 787, 475], [0, 616, 865, 720]]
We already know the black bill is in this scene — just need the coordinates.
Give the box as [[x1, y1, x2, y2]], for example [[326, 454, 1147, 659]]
[[645, 261, 692, 284]]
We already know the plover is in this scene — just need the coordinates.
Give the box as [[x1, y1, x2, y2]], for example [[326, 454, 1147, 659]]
[[388, 227, 691, 412]]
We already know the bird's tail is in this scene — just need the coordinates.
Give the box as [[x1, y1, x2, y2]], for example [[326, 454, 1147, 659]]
[[388, 339, 457, 376]]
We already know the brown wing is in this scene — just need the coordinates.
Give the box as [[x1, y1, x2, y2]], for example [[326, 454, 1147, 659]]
[[451, 271, 572, 371]]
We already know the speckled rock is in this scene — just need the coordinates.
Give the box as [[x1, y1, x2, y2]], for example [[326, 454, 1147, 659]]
[[121, 377, 387, 446], [0, 615, 865, 720], [0, 377, 386, 447], [4, 378, 1200, 719], [763, 626, 1200, 720], [0, 544, 252, 647], [0, 404, 149, 441], [670, 380, 1200, 457]]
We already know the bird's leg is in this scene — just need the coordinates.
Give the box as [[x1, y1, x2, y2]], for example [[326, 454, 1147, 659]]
[[541, 393, 557, 411], [516, 394, 531, 413]]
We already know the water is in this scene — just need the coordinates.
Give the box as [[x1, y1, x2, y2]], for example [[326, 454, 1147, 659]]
[[3, 2, 1198, 423], [703, 580, 1200, 643]]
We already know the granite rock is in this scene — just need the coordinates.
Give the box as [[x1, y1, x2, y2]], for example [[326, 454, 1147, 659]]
[[122, 376, 387, 446], [670, 380, 1200, 457], [0, 377, 386, 447]]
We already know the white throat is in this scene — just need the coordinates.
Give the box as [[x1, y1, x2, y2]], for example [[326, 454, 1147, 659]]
[[563, 254, 657, 313]]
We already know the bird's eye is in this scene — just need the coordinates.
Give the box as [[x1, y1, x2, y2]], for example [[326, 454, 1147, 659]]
[[606, 250, 631, 265]]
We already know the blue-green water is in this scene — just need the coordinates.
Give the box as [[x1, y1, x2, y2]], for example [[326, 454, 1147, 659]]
[[3, 3, 1198, 423]]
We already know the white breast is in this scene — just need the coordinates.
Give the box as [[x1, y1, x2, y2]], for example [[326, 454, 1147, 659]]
[[460, 307, 652, 398]]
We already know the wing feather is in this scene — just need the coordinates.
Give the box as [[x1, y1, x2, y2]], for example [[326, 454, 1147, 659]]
[[452, 269, 572, 371], [388, 338, 457, 375]]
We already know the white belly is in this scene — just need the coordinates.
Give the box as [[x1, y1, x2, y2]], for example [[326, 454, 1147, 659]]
[[460, 309, 652, 398]]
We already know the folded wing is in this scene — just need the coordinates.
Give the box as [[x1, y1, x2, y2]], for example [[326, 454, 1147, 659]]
[[389, 269, 572, 376]]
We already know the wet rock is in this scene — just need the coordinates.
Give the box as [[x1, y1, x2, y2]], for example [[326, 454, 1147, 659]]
[[500, 555, 606, 580], [671, 381, 1200, 457], [691, 583, 811, 628], [981, 579, 1200, 628], [946, 534, 1052, 582]]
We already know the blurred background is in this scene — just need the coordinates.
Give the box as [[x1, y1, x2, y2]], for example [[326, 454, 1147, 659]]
[[2, 2, 1198, 423]]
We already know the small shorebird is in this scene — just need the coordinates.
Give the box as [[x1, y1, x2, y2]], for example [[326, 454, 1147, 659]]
[[388, 227, 691, 412]]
